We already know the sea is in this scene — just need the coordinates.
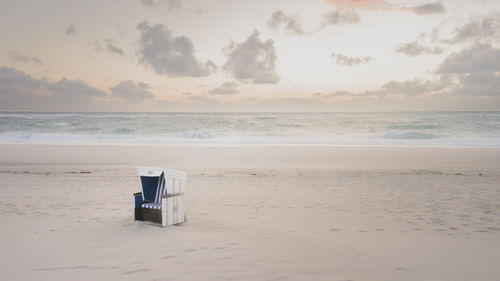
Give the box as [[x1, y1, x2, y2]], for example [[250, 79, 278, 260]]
[[0, 112, 499, 146]]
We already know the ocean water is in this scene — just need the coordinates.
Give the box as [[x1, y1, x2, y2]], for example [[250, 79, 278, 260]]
[[0, 112, 499, 146]]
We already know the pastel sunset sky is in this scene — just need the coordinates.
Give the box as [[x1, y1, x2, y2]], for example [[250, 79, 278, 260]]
[[0, 0, 499, 111]]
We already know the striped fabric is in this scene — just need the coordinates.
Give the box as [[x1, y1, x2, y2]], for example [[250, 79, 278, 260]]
[[140, 172, 168, 210], [154, 172, 167, 203], [141, 202, 162, 210]]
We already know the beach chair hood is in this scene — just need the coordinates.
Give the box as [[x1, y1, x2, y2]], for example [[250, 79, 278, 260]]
[[138, 167, 164, 202]]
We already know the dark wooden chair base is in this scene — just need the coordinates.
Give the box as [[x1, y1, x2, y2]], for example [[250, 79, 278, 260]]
[[134, 208, 162, 224]]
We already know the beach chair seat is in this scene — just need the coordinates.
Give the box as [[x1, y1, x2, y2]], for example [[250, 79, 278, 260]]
[[134, 167, 187, 227]]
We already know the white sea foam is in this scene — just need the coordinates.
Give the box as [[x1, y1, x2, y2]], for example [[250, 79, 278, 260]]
[[0, 112, 499, 146]]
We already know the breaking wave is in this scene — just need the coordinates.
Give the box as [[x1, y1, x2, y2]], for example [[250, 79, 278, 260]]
[[0, 112, 498, 146]]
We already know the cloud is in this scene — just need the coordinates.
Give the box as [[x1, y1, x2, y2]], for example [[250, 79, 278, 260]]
[[141, 0, 154, 7], [109, 80, 155, 103], [188, 94, 219, 104], [313, 41, 500, 104], [331, 53, 371, 66], [269, 9, 359, 35], [0, 68, 164, 111], [8, 51, 43, 64], [434, 43, 500, 97], [395, 41, 443, 56], [66, 24, 76, 35], [268, 11, 309, 35], [327, 0, 390, 10], [416, 12, 499, 46], [209, 82, 239, 95], [417, 28, 440, 42], [94, 38, 124, 56], [327, 0, 446, 15], [318, 90, 375, 99], [167, 0, 182, 12], [105, 41, 124, 56], [140, 0, 182, 12], [437, 43, 500, 74], [223, 30, 280, 84], [0, 66, 112, 111], [449, 72, 500, 97], [0, 67, 47, 98], [321, 9, 360, 26], [447, 12, 500, 44], [322, 44, 500, 100], [379, 77, 451, 96], [402, 2, 446, 15], [136, 21, 215, 77], [46, 79, 107, 102], [316, 75, 453, 100], [181, 91, 192, 95]]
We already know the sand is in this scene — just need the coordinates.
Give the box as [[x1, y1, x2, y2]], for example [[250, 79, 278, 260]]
[[1, 144, 500, 281]]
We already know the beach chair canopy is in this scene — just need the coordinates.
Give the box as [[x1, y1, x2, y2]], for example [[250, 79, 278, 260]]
[[138, 167, 187, 203], [138, 167, 164, 202]]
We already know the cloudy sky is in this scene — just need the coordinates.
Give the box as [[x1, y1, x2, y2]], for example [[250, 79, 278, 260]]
[[0, 0, 499, 111]]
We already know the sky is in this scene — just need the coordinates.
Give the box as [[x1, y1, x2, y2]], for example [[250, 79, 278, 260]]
[[0, 0, 499, 112]]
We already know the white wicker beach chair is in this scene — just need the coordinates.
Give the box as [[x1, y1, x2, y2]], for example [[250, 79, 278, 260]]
[[134, 167, 187, 227]]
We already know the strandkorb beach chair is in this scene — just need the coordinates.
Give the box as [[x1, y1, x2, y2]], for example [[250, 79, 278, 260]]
[[134, 167, 187, 227]]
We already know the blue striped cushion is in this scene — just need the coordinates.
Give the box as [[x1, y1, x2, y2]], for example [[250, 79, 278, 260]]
[[154, 173, 166, 203], [141, 202, 162, 210]]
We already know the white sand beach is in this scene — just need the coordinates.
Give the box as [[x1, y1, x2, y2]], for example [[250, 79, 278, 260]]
[[1, 145, 500, 281]]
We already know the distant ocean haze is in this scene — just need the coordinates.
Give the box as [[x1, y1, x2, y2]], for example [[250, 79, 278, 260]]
[[0, 112, 499, 146]]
